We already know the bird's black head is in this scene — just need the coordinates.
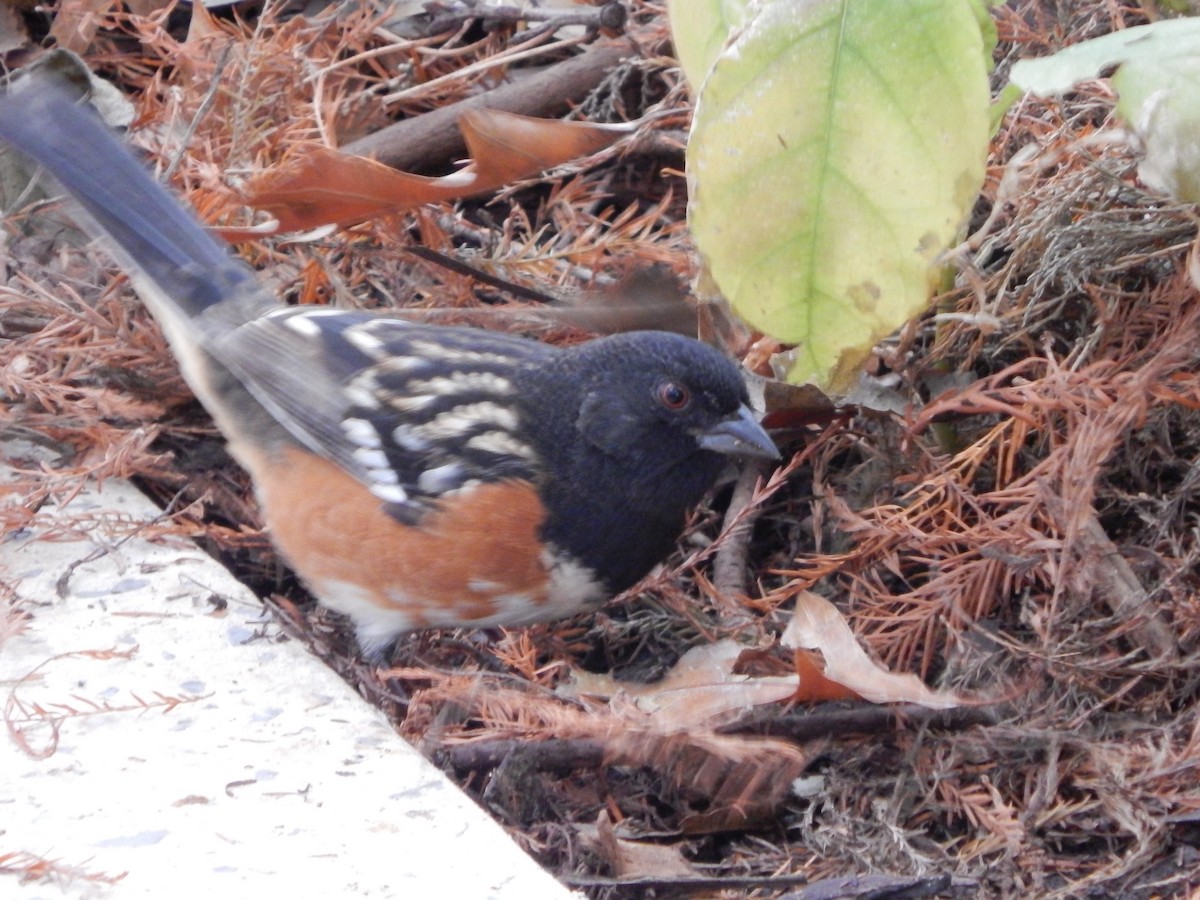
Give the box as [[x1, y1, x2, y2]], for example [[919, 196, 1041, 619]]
[[518, 331, 778, 593], [571, 332, 775, 485]]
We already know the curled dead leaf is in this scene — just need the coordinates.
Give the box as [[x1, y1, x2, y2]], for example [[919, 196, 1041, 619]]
[[245, 110, 634, 232], [781, 591, 961, 710], [566, 640, 798, 730], [578, 812, 697, 878]]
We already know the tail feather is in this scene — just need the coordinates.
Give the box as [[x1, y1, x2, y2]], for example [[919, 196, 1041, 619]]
[[0, 81, 256, 322]]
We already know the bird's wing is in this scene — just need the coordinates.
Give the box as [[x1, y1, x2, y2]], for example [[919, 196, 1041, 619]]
[[214, 310, 554, 518]]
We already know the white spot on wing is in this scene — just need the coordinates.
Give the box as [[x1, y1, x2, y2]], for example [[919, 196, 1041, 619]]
[[282, 314, 322, 336], [409, 340, 517, 365], [421, 402, 520, 438], [406, 372, 514, 397], [353, 447, 390, 470], [370, 482, 408, 504], [374, 356, 427, 376], [417, 462, 466, 494], [386, 394, 437, 413], [369, 465, 400, 485], [343, 383, 380, 410], [391, 424, 432, 452], [466, 431, 534, 459], [345, 326, 387, 355], [341, 416, 381, 448]]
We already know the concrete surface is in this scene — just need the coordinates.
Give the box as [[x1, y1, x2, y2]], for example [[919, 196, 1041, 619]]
[[0, 446, 577, 899]]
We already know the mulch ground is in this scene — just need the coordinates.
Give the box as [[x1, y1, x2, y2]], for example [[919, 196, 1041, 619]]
[[3, 1, 1200, 897]]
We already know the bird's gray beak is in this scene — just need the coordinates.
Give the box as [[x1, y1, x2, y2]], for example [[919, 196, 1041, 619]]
[[695, 405, 780, 461]]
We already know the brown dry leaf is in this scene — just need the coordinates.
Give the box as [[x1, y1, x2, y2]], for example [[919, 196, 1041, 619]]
[[608, 729, 816, 834], [244, 110, 634, 232], [457, 108, 634, 183], [178, 3, 251, 85], [781, 591, 961, 709], [48, 0, 114, 55], [567, 640, 798, 729], [242, 148, 461, 233], [791, 649, 862, 703], [759, 377, 838, 430], [579, 812, 697, 878], [185, 0, 226, 45], [566, 619, 907, 723]]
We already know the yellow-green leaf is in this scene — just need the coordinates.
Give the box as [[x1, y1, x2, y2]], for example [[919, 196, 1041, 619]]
[[668, 0, 749, 91], [1008, 19, 1200, 205], [687, 0, 991, 389], [1113, 57, 1200, 204], [1008, 18, 1200, 97]]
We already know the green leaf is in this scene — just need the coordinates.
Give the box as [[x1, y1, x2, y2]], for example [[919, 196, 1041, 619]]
[[687, 0, 991, 389], [668, 0, 749, 91], [1009, 19, 1200, 205], [1113, 57, 1200, 204], [1009, 18, 1200, 96]]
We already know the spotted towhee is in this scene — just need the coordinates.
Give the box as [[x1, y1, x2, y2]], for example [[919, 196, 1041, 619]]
[[0, 81, 778, 660]]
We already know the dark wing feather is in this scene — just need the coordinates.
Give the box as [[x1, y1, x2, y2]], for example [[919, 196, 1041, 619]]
[[214, 310, 558, 520]]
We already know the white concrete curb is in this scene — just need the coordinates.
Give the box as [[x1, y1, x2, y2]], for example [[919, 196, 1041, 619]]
[[1, 451, 579, 899]]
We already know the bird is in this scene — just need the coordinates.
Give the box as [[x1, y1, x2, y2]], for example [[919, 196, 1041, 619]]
[[0, 80, 779, 661]]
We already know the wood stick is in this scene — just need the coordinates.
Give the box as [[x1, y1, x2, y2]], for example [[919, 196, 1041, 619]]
[[341, 39, 636, 172]]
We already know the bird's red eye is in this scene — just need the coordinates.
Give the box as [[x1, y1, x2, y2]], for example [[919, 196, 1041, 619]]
[[657, 381, 691, 411]]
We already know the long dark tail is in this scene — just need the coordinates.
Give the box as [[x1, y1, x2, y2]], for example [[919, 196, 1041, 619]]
[[0, 79, 257, 322]]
